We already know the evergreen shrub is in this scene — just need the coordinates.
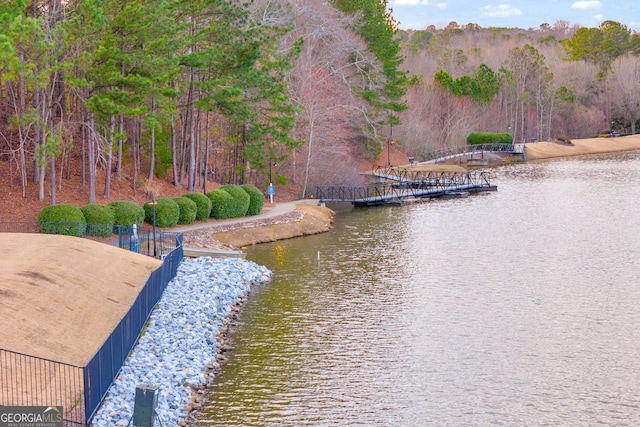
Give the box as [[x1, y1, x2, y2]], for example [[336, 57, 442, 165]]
[[38, 204, 87, 236], [220, 184, 250, 217], [109, 200, 145, 228], [206, 189, 236, 219], [241, 184, 265, 215], [81, 203, 116, 237], [144, 198, 180, 228], [172, 197, 197, 225], [182, 192, 212, 221], [466, 132, 513, 145]]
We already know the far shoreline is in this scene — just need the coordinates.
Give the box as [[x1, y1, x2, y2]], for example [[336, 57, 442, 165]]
[[200, 135, 640, 251], [522, 134, 640, 161]]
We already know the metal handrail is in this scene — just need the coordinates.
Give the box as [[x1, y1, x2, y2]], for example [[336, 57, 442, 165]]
[[313, 171, 495, 204]]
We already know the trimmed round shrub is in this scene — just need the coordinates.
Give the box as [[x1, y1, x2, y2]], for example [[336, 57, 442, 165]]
[[219, 184, 250, 218], [143, 197, 180, 228], [172, 197, 197, 225], [241, 184, 265, 215], [206, 189, 236, 219], [81, 203, 116, 237], [109, 200, 145, 228], [182, 192, 212, 221], [38, 204, 87, 236]]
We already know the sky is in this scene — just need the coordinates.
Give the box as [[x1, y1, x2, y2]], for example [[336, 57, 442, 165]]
[[388, 0, 640, 31]]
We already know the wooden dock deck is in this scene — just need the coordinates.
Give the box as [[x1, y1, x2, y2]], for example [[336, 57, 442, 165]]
[[182, 247, 246, 258]]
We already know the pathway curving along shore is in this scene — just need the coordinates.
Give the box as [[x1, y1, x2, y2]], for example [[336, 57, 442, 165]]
[[176, 199, 335, 252]]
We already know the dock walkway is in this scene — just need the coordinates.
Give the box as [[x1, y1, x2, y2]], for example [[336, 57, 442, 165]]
[[313, 170, 496, 206]]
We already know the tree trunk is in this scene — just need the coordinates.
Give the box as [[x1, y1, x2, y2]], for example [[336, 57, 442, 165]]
[[302, 116, 315, 199], [117, 113, 124, 177], [17, 50, 27, 198], [81, 111, 87, 187], [88, 113, 97, 203], [171, 114, 179, 187], [104, 115, 114, 198], [37, 87, 46, 201], [148, 96, 156, 181], [50, 150, 56, 205], [188, 104, 196, 191], [203, 111, 210, 193]]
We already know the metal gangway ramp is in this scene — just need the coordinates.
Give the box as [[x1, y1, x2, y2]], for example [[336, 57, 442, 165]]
[[423, 143, 520, 163], [312, 170, 496, 206]]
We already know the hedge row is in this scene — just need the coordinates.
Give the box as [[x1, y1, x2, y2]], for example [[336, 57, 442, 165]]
[[466, 132, 513, 145], [37, 184, 265, 236]]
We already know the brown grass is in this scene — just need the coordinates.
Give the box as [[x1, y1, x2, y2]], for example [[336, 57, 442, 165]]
[[0, 234, 161, 366], [524, 135, 640, 160]]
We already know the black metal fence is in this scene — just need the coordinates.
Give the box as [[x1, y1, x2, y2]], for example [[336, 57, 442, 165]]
[[0, 226, 184, 425], [84, 236, 183, 423], [108, 225, 182, 258], [422, 143, 516, 163], [0, 350, 85, 425], [0, 222, 180, 259], [313, 171, 496, 204]]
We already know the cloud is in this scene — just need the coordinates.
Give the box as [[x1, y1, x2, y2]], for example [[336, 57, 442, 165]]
[[392, 0, 445, 9], [571, 1, 601, 10], [394, 0, 429, 5], [480, 4, 523, 18]]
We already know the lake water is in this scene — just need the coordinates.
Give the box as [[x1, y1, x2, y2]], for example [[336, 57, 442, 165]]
[[198, 153, 640, 426]]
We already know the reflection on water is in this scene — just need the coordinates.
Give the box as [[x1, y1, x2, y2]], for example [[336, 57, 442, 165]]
[[199, 153, 640, 426]]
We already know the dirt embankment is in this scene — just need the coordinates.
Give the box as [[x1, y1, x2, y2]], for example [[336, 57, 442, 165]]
[[0, 234, 161, 365], [212, 204, 335, 249]]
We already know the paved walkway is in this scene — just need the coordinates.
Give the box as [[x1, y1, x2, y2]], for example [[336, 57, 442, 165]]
[[172, 199, 317, 233]]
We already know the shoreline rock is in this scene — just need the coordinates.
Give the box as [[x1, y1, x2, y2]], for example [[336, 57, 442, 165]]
[[91, 257, 272, 427]]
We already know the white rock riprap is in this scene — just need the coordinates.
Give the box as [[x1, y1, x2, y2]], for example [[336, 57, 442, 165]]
[[91, 256, 272, 427]]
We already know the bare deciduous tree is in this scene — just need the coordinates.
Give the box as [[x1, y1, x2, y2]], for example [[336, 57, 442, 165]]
[[610, 55, 640, 134]]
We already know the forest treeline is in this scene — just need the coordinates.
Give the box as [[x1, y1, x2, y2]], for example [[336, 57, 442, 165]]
[[1, 1, 640, 206], [398, 19, 640, 161], [0, 0, 405, 204]]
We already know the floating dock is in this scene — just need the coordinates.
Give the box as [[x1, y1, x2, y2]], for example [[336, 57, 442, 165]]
[[313, 170, 496, 206]]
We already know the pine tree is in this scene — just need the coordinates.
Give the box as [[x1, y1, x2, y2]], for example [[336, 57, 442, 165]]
[[330, 0, 408, 150]]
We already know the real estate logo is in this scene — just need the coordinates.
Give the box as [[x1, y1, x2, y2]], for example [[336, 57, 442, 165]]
[[0, 406, 63, 427]]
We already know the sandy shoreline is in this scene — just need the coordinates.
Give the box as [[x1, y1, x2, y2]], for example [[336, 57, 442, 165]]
[[523, 134, 640, 161]]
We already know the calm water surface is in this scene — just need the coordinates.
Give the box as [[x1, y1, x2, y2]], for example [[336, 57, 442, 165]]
[[199, 153, 640, 426]]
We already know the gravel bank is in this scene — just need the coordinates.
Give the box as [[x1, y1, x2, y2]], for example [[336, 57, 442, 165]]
[[91, 257, 272, 427]]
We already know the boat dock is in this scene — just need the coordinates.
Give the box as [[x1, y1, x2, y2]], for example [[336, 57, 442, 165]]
[[312, 170, 496, 206]]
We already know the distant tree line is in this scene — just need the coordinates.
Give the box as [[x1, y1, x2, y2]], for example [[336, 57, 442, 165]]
[[396, 20, 640, 160]]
